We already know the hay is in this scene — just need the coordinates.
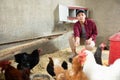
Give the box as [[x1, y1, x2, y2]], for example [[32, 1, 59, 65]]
[[0, 47, 109, 80]]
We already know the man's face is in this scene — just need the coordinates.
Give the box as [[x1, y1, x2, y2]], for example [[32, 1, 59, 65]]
[[76, 13, 86, 22]]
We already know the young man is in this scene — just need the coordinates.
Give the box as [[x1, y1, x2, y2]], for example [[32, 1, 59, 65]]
[[69, 9, 98, 60]]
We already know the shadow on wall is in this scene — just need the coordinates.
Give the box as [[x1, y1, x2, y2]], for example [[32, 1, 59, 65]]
[[21, 41, 59, 55], [96, 36, 110, 47]]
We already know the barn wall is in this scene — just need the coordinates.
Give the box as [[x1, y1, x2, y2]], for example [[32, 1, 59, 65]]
[[85, 0, 120, 45], [1, 0, 119, 50], [0, 0, 85, 44]]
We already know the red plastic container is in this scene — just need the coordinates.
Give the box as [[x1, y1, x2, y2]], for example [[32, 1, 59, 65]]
[[109, 32, 120, 65]]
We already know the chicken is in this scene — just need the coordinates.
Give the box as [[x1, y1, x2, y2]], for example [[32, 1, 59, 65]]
[[61, 61, 68, 70], [15, 52, 30, 70], [55, 54, 88, 80], [14, 48, 41, 70], [0, 60, 23, 80], [30, 49, 42, 69], [67, 54, 88, 80], [79, 49, 120, 80], [0, 60, 11, 72], [94, 42, 106, 65], [46, 56, 88, 80], [46, 57, 68, 78], [46, 57, 55, 77], [54, 61, 66, 80], [21, 68, 30, 80]]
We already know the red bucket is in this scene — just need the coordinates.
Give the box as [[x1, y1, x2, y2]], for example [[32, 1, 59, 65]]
[[109, 32, 120, 65]]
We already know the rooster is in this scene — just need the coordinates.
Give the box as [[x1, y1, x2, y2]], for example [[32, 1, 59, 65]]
[[94, 42, 106, 65], [14, 48, 41, 70], [79, 49, 120, 80], [0, 60, 23, 80], [0, 60, 11, 73]]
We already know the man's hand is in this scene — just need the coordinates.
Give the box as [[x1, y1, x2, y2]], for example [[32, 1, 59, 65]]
[[74, 37, 80, 47], [86, 38, 92, 45]]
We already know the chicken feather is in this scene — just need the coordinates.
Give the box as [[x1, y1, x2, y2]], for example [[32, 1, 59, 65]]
[[80, 50, 120, 80]]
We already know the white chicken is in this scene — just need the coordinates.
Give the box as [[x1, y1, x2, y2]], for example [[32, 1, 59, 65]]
[[79, 49, 120, 80]]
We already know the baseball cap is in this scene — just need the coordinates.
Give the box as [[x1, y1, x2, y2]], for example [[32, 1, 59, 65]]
[[76, 9, 86, 16]]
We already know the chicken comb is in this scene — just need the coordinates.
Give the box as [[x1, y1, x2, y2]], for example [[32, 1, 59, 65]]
[[38, 48, 42, 52], [77, 48, 87, 65], [0, 60, 11, 67]]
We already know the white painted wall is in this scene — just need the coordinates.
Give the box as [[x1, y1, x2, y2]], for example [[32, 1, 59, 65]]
[[85, 0, 120, 44], [0, 0, 85, 44]]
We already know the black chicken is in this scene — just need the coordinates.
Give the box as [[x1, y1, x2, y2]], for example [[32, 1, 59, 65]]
[[94, 43, 106, 65], [46, 57, 55, 77], [46, 57, 68, 77], [14, 48, 41, 70], [61, 60, 68, 70]]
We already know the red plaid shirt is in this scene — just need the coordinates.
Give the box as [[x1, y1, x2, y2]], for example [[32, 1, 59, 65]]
[[73, 19, 98, 42]]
